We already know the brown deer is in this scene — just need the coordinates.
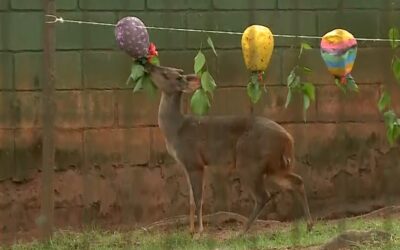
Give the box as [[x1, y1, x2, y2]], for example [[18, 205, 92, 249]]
[[145, 62, 313, 234]]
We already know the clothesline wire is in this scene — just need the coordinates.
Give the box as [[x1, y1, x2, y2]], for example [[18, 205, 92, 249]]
[[45, 15, 400, 42]]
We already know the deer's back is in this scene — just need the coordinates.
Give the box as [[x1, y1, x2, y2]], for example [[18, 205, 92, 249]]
[[171, 115, 292, 166]]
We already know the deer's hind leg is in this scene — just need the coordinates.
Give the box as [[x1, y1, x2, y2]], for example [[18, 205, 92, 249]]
[[236, 158, 274, 233]]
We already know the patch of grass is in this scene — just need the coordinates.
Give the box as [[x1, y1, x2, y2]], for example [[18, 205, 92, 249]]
[[3, 218, 400, 250]]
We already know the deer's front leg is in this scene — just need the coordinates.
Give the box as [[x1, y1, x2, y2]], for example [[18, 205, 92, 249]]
[[181, 167, 195, 234], [187, 167, 205, 234]]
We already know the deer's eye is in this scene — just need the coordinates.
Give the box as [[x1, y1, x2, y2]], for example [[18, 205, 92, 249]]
[[176, 76, 183, 81]]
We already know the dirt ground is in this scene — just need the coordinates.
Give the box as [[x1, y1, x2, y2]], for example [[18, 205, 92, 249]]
[[142, 205, 400, 237]]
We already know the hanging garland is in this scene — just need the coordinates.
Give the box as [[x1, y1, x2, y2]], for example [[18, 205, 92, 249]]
[[113, 16, 399, 146], [285, 42, 315, 122], [190, 37, 218, 115]]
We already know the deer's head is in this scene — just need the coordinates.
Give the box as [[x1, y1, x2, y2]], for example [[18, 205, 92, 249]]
[[145, 63, 200, 94]]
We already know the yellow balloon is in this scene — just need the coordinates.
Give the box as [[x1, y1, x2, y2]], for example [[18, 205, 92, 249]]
[[241, 25, 274, 72]]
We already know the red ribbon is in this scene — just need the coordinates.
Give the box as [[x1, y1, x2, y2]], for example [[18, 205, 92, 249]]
[[148, 43, 158, 62], [258, 72, 263, 82]]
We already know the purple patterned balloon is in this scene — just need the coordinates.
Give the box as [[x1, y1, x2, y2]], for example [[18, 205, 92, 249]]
[[115, 16, 150, 59]]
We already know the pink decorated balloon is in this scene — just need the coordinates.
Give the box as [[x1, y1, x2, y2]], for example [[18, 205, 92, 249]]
[[115, 16, 150, 59]]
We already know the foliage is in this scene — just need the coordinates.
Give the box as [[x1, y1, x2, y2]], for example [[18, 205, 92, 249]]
[[247, 72, 264, 104], [389, 27, 400, 50], [383, 110, 400, 146], [378, 89, 400, 145], [126, 60, 158, 99], [333, 73, 359, 94], [190, 37, 218, 116], [378, 27, 400, 146], [285, 42, 316, 122], [125, 38, 218, 116]]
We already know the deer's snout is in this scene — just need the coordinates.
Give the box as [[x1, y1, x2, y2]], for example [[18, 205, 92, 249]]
[[183, 74, 201, 93]]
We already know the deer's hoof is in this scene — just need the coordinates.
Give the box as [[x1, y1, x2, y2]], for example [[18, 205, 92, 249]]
[[307, 221, 314, 232], [240, 226, 251, 237], [192, 232, 203, 240], [238, 230, 247, 238]]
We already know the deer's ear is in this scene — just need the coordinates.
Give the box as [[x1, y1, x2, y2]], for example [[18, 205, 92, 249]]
[[185, 74, 201, 91]]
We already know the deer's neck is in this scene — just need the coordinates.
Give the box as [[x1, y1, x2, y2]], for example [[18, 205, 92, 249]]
[[158, 92, 184, 142]]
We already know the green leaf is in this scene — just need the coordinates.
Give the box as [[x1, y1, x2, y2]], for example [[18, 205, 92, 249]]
[[378, 91, 391, 112], [386, 122, 400, 146], [346, 78, 359, 92], [301, 42, 312, 50], [207, 37, 218, 57], [285, 88, 292, 108], [126, 76, 133, 86], [303, 94, 310, 111], [131, 64, 145, 81], [133, 77, 143, 93], [287, 69, 296, 86], [149, 56, 160, 66], [387, 126, 395, 145], [201, 71, 217, 93], [194, 50, 206, 74], [136, 57, 148, 66], [383, 110, 399, 146], [294, 76, 301, 88], [303, 95, 311, 122], [392, 56, 400, 83], [191, 89, 211, 115], [335, 78, 347, 93], [302, 66, 312, 73], [247, 81, 262, 104], [142, 75, 157, 98], [389, 27, 400, 49], [384, 110, 397, 128], [299, 42, 312, 58], [302, 82, 316, 101], [251, 73, 259, 84]]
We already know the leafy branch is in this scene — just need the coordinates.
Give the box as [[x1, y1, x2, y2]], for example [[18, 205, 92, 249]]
[[285, 42, 316, 122], [390, 27, 400, 84], [247, 71, 265, 104], [379, 27, 400, 146], [190, 37, 218, 115], [378, 90, 400, 145], [127, 59, 158, 98], [334, 77, 359, 93]]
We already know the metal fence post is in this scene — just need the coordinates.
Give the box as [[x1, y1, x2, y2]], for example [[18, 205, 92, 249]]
[[41, 0, 56, 240]]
